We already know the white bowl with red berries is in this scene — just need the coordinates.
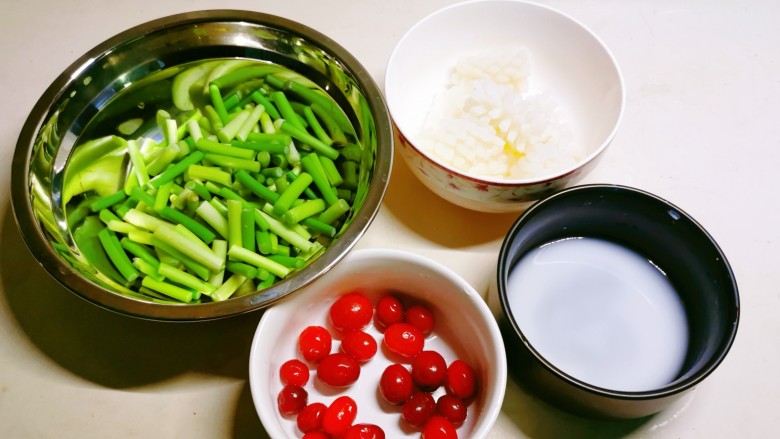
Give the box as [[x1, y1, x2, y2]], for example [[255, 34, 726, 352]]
[[249, 248, 507, 438]]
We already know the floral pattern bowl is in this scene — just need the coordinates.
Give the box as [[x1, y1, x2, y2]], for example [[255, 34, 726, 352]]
[[385, 0, 625, 213]]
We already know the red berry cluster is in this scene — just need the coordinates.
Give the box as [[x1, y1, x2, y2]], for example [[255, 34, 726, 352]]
[[376, 295, 475, 438], [276, 291, 477, 439]]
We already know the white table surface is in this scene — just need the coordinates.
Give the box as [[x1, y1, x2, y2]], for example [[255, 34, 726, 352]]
[[1, 0, 778, 437]]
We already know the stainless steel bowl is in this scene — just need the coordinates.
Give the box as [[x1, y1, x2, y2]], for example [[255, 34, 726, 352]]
[[11, 10, 393, 321]]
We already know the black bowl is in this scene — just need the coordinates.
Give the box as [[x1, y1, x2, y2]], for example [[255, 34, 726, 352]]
[[496, 184, 739, 418]]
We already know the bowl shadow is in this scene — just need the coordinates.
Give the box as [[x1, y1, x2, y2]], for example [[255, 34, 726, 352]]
[[382, 133, 520, 248], [501, 371, 654, 439], [499, 329, 654, 439], [1, 200, 268, 436], [233, 381, 271, 439]]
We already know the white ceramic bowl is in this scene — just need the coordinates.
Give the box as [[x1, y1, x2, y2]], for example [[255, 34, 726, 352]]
[[249, 248, 506, 438], [385, 0, 625, 212]]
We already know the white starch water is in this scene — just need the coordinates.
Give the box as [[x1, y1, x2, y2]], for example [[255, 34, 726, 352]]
[[506, 237, 689, 392]]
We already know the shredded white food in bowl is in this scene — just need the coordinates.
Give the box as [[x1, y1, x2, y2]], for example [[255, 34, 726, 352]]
[[417, 50, 581, 180]]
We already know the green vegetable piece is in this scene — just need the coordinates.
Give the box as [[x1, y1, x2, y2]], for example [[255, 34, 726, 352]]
[[72, 216, 127, 286], [250, 90, 281, 119], [235, 170, 280, 203], [341, 160, 359, 190], [241, 207, 256, 252], [286, 171, 318, 200], [195, 201, 229, 239], [319, 155, 343, 187], [203, 105, 224, 132], [117, 118, 143, 136], [227, 245, 291, 279], [121, 175, 139, 204], [64, 135, 125, 188], [301, 153, 339, 206], [211, 64, 283, 90], [209, 84, 229, 125], [253, 209, 270, 231], [337, 188, 353, 203], [263, 74, 286, 90], [256, 230, 272, 255], [283, 198, 326, 225], [158, 262, 217, 296], [271, 91, 306, 131], [226, 261, 257, 279], [185, 180, 212, 201], [267, 254, 306, 269], [63, 153, 125, 205], [164, 118, 179, 148], [259, 111, 276, 133], [172, 60, 220, 111], [279, 120, 340, 161], [204, 153, 261, 173], [174, 223, 215, 256], [234, 277, 258, 297], [151, 238, 210, 281], [261, 167, 284, 179], [154, 181, 173, 212], [222, 93, 241, 112], [187, 119, 204, 143], [123, 207, 168, 232], [107, 219, 142, 235], [90, 190, 127, 212], [302, 217, 336, 237], [204, 59, 254, 94], [98, 208, 122, 226], [128, 186, 156, 208], [303, 105, 332, 145], [148, 151, 205, 189], [227, 199, 243, 251], [141, 276, 193, 303], [272, 172, 313, 215], [255, 210, 313, 253], [126, 139, 150, 186], [258, 273, 277, 289], [133, 258, 164, 282], [195, 138, 256, 160], [232, 137, 290, 155], [340, 143, 362, 162], [283, 79, 353, 134], [236, 104, 266, 142], [153, 224, 222, 272], [266, 176, 290, 193], [217, 107, 251, 143], [120, 237, 160, 269], [185, 164, 233, 186], [170, 187, 195, 210], [145, 142, 181, 176], [98, 228, 139, 283], [67, 197, 98, 229], [310, 103, 347, 144], [207, 239, 228, 287], [271, 153, 288, 168], [159, 206, 216, 244], [317, 198, 351, 225], [217, 186, 245, 203], [211, 273, 247, 302], [272, 244, 291, 257]]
